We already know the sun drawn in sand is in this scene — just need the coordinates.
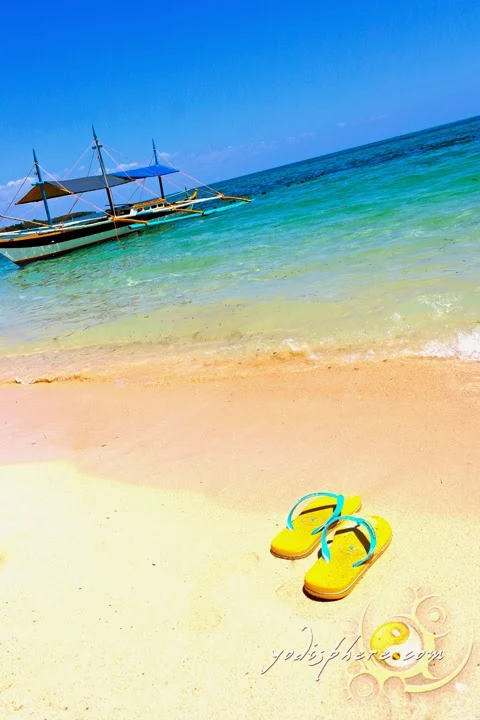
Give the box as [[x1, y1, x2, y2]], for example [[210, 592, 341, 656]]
[[346, 588, 473, 698]]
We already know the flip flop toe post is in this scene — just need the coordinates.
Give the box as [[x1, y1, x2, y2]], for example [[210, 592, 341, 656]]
[[304, 514, 392, 599], [270, 492, 362, 560]]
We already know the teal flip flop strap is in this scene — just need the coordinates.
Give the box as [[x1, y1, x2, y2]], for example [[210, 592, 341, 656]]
[[286, 492, 345, 534], [320, 514, 377, 568]]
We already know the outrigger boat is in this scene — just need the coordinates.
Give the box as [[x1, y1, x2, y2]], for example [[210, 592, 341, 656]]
[[0, 128, 249, 266]]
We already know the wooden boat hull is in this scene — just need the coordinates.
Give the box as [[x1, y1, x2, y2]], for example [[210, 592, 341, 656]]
[[0, 222, 137, 266]]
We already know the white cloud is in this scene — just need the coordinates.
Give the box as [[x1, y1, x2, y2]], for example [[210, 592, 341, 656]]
[[0, 176, 34, 192], [105, 161, 140, 173], [181, 134, 295, 169], [0, 176, 35, 207], [286, 131, 315, 144], [336, 115, 388, 130]]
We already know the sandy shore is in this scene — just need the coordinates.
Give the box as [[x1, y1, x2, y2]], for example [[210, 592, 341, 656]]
[[1, 358, 479, 719]]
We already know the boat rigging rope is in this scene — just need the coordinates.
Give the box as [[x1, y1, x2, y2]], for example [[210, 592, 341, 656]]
[[63, 142, 95, 179], [101, 144, 210, 201], [103, 143, 152, 169], [0, 213, 51, 228], [123, 152, 155, 204], [101, 146, 205, 214], [65, 148, 96, 216], [39, 164, 110, 218], [144, 147, 250, 203], [0, 164, 51, 227], [101, 147, 164, 202]]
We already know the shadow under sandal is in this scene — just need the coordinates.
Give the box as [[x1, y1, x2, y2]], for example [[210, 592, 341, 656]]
[[270, 492, 362, 560], [303, 514, 392, 600]]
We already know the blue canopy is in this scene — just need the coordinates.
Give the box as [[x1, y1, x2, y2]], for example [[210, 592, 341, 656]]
[[112, 164, 178, 179]]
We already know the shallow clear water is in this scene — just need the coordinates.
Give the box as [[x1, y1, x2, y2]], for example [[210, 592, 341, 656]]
[[1, 115, 480, 379]]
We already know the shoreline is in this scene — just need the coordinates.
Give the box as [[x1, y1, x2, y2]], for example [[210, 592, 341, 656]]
[[1, 337, 480, 387], [1, 358, 479, 717], [2, 293, 480, 384]]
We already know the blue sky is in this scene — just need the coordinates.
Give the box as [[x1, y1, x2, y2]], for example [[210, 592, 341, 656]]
[[1, 0, 479, 211]]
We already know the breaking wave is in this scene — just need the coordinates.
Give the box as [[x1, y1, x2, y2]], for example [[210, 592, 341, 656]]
[[420, 328, 480, 361]]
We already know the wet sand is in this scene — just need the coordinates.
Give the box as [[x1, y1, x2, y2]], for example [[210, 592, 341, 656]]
[[0, 358, 479, 718]]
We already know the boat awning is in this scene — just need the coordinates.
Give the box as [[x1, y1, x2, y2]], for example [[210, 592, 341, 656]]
[[16, 174, 132, 204], [111, 164, 178, 180], [16, 165, 179, 205]]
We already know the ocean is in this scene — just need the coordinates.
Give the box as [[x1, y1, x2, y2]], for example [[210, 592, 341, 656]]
[[1, 115, 480, 382]]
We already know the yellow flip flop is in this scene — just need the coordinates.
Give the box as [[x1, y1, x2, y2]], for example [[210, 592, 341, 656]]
[[303, 514, 392, 599], [270, 492, 362, 560]]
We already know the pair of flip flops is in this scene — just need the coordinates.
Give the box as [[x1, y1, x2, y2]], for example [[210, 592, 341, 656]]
[[270, 492, 392, 599]]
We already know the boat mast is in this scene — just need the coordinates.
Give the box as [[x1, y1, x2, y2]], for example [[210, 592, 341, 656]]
[[152, 139, 165, 199], [33, 149, 53, 226], [92, 126, 116, 215]]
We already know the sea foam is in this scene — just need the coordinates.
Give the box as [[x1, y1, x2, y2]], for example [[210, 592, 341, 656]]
[[421, 327, 480, 361]]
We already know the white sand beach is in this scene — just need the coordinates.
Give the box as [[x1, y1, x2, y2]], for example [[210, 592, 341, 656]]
[[1, 358, 479, 719]]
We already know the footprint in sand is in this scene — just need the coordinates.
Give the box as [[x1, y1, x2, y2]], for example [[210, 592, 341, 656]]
[[274, 575, 323, 619], [187, 551, 260, 632]]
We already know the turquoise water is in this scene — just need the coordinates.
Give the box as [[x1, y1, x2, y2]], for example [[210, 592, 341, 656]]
[[1, 116, 480, 380]]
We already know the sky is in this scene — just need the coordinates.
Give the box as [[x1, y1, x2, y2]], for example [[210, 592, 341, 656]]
[[1, 0, 480, 214]]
